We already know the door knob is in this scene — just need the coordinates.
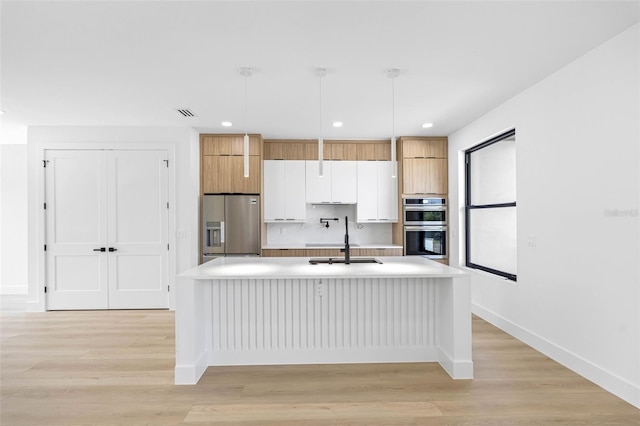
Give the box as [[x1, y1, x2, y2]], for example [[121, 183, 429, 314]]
[[93, 248, 106, 252], [108, 247, 118, 252]]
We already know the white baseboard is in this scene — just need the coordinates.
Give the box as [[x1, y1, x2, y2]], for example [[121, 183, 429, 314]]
[[472, 302, 640, 409]]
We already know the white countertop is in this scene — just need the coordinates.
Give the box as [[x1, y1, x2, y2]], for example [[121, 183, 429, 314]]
[[179, 256, 466, 280], [262, 243, 403, 250]]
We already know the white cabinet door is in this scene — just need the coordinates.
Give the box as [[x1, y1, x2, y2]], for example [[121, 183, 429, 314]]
[[107, 150, 169, 309], [331, 161, 357, 203], [45, 150, 169, 310], [264, 160, 306, 222], [283, 160, 306, 221], [377, 161, 398, 222], [356, 161, 378, 222], [305, 160, 332, 203], [263, 160, 285, 221]]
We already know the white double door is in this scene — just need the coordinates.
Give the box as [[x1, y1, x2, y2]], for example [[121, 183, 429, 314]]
[[45, 150, 169, 310]]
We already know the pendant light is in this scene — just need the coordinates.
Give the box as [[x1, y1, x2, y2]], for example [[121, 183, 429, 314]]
[[387, 68, 399, 178], [315, 67, 326, 177], [239, 67, 252, 178]]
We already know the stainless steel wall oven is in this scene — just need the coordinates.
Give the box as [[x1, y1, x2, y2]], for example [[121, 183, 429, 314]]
[[403, 197, 447, 225], [403, 198, 448, 259]]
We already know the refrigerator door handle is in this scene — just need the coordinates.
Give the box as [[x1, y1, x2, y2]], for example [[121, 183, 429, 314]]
[[220, 221, 225, 243]]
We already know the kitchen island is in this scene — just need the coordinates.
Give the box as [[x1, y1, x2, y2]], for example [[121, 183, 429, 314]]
[[175, 256, 472, 384]]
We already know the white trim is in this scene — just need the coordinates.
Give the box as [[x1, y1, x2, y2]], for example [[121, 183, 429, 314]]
[[472, 302, 640, 409]]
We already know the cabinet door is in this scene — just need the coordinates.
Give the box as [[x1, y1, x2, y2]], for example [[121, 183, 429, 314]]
[[356, 161, 378, 222], [263, 160, 285, 221], [305, 160, 332, 203], [426, 158, 447, 194], [284, 161, 307, 220], [425, 138, 447, 158], [377, 161, 398, 221], [202, 156, 231, 193], [402, 158, 447, 195], [331, 161, 357, 203], [229, 156, 261, 193]]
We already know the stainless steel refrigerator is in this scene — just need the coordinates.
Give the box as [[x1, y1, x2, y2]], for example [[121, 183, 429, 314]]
[[202, 195, 261, 263]]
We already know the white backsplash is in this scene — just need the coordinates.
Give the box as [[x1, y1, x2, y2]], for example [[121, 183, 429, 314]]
[[266, 204, 392, 245]]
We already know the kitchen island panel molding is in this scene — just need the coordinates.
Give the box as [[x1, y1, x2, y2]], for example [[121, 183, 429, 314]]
[[176, 257, 472, 384]]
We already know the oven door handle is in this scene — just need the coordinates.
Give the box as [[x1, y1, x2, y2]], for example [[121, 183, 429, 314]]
[[404, 226, 447, 231], [403, 206, 447, 211]]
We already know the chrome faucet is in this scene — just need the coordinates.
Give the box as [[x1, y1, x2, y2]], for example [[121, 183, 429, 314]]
[[340, 215, 350, 264]]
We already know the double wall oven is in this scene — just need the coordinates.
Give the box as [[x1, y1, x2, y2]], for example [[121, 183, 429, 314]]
[[403, 198, 448, 259]]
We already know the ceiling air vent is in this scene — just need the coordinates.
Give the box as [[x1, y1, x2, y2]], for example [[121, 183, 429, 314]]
[[176, 108, 197, 117]]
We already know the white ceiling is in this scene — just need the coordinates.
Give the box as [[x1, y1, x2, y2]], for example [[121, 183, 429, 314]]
[[1, 1, 638, 141]]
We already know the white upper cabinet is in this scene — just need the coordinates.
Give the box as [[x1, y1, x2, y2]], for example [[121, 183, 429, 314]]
[[356, 161, 398, 222], [264, 160, 306, 222], [330, 161, 357, 203], [305, 160, 357, 204]]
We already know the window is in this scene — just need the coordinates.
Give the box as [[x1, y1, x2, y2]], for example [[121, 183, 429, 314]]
[[465, 130, 517, 281]]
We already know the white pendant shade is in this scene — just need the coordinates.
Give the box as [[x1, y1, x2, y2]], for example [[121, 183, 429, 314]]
[[239, 67, 252, 178], [316, 67, 326, 178]]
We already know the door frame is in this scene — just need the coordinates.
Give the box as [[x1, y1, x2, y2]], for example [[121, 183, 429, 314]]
[[32, 142, 177, 312]]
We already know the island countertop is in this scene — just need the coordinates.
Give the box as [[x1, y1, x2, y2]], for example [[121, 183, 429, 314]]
[[179, 255, 466, 280]]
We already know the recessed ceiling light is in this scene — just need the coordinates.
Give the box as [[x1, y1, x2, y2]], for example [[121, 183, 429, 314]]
[[221, 121, 232, 127], [332, 121, 343, 128], [422, 122, 434, 128]]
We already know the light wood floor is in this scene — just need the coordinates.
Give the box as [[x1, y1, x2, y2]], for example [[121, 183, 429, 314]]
[[1, 310, 638, 425]]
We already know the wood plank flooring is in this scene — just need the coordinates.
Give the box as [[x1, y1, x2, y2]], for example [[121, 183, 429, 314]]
[[1, 310, 638, 425]]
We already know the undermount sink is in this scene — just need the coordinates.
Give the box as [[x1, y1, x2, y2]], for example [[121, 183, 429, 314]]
[[308, 257, 382, 265], [305, 243, 359, 247]]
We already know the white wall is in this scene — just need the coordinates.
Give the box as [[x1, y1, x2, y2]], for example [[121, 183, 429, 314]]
[[448, 25, 639, 407], [23, 126, 200, 311], [0, 144, 29, 296]]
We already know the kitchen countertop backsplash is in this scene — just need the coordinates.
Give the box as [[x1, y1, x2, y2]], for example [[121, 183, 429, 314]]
[[266, 204, 393, 247]]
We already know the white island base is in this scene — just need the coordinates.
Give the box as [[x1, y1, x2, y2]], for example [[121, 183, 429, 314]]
[[175, 256, 472, 385]]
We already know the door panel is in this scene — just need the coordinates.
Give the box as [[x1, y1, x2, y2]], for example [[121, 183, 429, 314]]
[[46, 149, 169, 310], [107, 150, 168, 309], [46, 151, 109, 310]]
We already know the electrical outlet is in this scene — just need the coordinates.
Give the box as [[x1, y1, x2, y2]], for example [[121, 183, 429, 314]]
[[527, 234, 537, 247], [176, 229, 187, 239]]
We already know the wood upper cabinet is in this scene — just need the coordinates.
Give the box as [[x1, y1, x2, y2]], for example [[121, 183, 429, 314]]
[[356, 142, 391, 161], [401, 137, 447, 159], [402, 158, 447, 195], [264, 140, 309, 160], [399, 137, 448, 195], [200, 134, 262, 194], [202, 134, 261, 156]]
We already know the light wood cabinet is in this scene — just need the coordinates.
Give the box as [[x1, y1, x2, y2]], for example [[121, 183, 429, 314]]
[[202, 155, 260, 194], [264, 141, 309, 160], [399, 137, 448, 196], [200, 134, 262, 194], [262, 247, 402, 257], [262, 249, 307, 257], [202, 134, 261, 156], [356, 142, 391, 161], [402, 158, 447, 195], [351, 248, 403, 256], [401, 137, 447, 159]]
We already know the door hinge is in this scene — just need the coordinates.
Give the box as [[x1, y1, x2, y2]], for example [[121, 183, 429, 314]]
[[167, 285, 170, 292], [44, 286, 47, 293], [167, 244, 169, 250], [163, 160, 169, 167], [43, 160, 49, 167], [44, 202, 47, 209], [44, 244, 47, 251], [166, 202, 169, 209]]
